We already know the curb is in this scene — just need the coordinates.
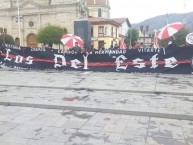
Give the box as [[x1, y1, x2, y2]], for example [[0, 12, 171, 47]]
[[1, 101, 193, 121], [0, 84, 193, 96]]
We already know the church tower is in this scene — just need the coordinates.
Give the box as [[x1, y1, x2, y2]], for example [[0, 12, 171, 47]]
[[86, 0, 110, 18]]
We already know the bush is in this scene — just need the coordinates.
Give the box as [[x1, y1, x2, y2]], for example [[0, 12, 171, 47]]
[[36, 24, 65, 48]]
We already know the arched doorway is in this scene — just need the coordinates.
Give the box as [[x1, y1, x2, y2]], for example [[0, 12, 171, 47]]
[[15, 37, 20, 46], [27, 33, 38, 47]]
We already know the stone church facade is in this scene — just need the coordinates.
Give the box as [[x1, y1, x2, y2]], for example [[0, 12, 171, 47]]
[[0, 0, 110, 47]]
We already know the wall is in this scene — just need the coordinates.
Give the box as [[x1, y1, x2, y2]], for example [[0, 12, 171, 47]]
[[88, 7, 110, 18], [119, 21, 130, 36]]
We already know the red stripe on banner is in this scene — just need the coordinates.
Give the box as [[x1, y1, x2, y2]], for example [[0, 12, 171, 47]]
[[1, 53, 191, 67]]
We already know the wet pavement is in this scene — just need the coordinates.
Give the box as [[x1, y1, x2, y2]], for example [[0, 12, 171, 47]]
[[0, 69, 193, 145]]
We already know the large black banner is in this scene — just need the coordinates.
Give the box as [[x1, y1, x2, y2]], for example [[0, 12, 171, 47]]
[[0, 44, 193, 74]]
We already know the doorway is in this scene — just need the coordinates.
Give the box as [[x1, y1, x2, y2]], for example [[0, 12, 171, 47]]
[[27, 33, 38, 47]]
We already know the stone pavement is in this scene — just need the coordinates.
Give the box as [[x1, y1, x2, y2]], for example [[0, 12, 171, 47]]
[[0, 69, 193, 145], [0, 70, 193, 120], [0, 105, 193, 145]]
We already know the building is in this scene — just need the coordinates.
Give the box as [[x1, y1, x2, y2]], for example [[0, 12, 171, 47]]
[[87, 0, 122, 49], [138, 26, 154, 47], [0, 0, 85, 47], [112, 18, 131, 37], [138, 34, 154, 47], [86, 0, 110, 18], [87, 1, 131, 49], [89, 17, 120, 49], [0, 0, 130, 49]]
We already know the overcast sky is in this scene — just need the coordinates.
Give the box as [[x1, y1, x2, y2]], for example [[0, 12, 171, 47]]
[[109, 0, 193, 23]]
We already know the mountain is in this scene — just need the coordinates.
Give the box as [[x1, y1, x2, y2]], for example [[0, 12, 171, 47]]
[[131, 12, 193, 32]]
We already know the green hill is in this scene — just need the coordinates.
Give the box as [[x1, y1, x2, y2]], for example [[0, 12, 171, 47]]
[[131, 12, 193, 32]]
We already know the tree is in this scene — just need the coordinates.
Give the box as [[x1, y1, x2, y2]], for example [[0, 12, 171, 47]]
[[36, 24, 66, 48], [0, 34, 14, 46], [158, 27, 191, 48], [125, 29, 139, 48]]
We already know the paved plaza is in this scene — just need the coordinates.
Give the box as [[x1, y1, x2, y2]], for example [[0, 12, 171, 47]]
[[0, 69, 193, 145]]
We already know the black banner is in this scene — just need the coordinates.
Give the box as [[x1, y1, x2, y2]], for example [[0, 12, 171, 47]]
[[0, 44, 193, 74]]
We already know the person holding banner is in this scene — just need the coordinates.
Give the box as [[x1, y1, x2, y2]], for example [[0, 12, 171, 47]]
[[71, 42, 82, 53], [113, 43, 119, 50], [167, 41, 173, 48]]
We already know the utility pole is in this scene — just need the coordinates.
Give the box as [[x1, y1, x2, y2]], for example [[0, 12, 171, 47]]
[[183, 0, 187, 25], [17, 0, 21, 46], [129, 29, 132, 48], [166, 13, 169, 25]]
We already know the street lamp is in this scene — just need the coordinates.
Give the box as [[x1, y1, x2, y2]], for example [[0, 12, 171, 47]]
[[16, 0, 21, 45], [0, 27, 7, 44], [129, 29, 132, 48], [140, 25, 149, 46]]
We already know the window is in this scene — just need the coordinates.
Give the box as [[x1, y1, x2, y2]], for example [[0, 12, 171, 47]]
[[104, 27, 108, 36], [63, 28, 67, 34], [87, 9, 90, 16], [115, 28, 117, 38], [111, 26, 113, 37], [98, 8, 102, 17], [29, 21, 34, 27], [98, 26, 104, 36], [15, 37, 20, 46], [98, 41, 105, 48], [91, 27, 94, 37]]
